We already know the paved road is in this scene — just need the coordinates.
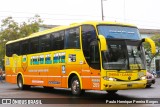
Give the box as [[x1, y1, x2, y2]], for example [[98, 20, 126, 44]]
[[0, 78, 160, 107]]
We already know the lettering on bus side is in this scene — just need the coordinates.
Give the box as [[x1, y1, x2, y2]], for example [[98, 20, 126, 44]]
[[92, 79, 100, 88], [108, 72, 133, 77], [48, 81, 60, 84]]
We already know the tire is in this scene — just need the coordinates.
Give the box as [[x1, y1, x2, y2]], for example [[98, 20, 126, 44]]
[[107, 90, 118, 94], [146, 85, 151, 88], [71, 76, 83, 96], [17, 75, 30, 90]]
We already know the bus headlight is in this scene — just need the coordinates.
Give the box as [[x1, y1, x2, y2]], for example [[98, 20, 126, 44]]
[[140, 76, 146, 80], [103, 76, 117, 81]]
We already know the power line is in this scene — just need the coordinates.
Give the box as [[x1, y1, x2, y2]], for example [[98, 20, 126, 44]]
[[0, 14, 160, 29], [0, 10, 160, 25], [0, 10, 101, 17]]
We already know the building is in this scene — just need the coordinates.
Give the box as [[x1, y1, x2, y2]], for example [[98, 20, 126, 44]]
[[140, 29, 160, 38], [39, 25, 59, 31]]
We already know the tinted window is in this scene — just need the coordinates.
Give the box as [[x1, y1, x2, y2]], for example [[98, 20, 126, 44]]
[[13, 43, 20, 55], [65, 27, 80, 49], [98, 25, 141, 40], [51, 31, 64, 50], [6, 44, 13, 57], [6, 43, 20, 56], [21, 40, 29, 55], [39, 34, 51, 52], [30, 38, 39, 54]]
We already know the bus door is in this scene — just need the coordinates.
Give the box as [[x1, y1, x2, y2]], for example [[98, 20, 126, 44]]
[[81, 40, 101, 90], [81, 25, 101, 90]]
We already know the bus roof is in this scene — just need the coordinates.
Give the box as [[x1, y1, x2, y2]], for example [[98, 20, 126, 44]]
[[6, 21, 137, 45]]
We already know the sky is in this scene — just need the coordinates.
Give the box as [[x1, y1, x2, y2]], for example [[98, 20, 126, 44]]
[[0, 0, 160, 29]]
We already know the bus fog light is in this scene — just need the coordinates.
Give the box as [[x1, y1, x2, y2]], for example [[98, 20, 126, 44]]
[[103, 77, 116, 81], [140, 76, 146, 80]]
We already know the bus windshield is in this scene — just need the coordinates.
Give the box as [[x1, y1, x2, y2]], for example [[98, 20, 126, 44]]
[[101, 39, 146, 70], [98, 25, 141, 40]]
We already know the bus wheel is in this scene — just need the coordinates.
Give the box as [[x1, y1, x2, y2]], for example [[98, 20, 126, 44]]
[[107, 90, 118, 94], [17, 75, 30, 90], [146, 85, 151, 88], [71, 76, 82, 96]]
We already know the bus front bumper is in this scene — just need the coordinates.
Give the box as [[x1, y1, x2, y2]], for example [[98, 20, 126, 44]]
[[102, 80, 146, 90]]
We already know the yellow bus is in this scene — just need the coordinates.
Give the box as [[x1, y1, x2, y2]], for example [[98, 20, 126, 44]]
[[5, 21, 156, 96]]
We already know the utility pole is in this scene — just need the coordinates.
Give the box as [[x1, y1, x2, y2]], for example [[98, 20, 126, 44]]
[[101, 0, 104, 21]]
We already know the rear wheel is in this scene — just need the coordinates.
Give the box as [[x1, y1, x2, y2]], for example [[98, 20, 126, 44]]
[[17, 75, 30, 90], [71, 76, 83, 96]]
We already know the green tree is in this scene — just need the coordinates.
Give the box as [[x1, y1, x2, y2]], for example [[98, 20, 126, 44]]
[[0, 15, 43, 65], [143, 34, 160, 71], [143, 34, 160, 50], [151, 34, 160, 48]]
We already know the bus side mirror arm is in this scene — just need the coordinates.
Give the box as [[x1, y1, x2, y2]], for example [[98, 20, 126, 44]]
[[141, 38, 156, 55], [98, 35, 107, 51]]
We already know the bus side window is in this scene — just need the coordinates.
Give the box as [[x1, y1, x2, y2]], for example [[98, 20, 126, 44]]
[[51, 31, 64, 50], [13, 43, 20, 55], [6, 44, 13, 57], [39, 34, 51, 52], [21, 40, 29, 55], [30, 38, 39, 54], [65, 27, 80, 49]]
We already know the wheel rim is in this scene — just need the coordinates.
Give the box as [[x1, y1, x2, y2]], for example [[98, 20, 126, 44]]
[[72, 80, 80, 93]]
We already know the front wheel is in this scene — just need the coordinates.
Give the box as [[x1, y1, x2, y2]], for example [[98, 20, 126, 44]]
[[106, 90, 118, 94], [146, 85, 151, 88], [71, 76, 83, 96]]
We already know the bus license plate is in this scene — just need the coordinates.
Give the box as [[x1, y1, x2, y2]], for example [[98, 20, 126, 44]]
[[127, 84, 132, 88]]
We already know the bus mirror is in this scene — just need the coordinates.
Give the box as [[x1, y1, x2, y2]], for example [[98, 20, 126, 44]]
[[98, 35, 107, 51], [143, 38, 156, 55]]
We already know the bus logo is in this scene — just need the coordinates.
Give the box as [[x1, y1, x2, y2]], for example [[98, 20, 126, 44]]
[[22, 55, 28, 71], [128, 76, 131, 80]]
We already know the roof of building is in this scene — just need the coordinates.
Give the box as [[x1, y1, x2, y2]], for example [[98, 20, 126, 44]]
[[139, 29, 160, 34]]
